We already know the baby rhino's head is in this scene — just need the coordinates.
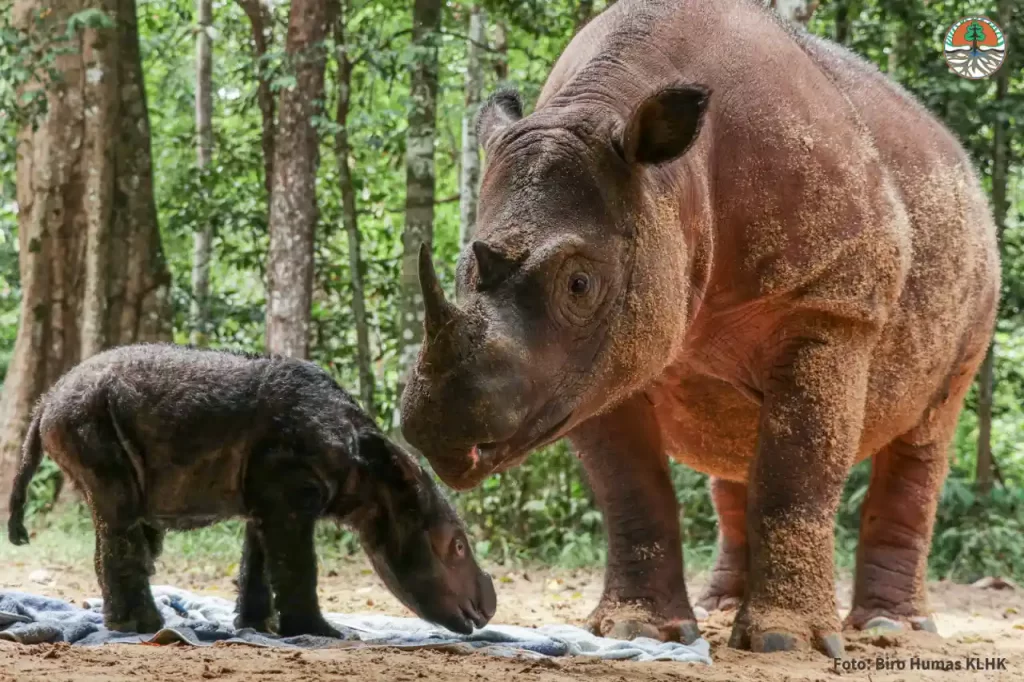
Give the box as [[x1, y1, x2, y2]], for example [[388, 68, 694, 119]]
[[352, 431, 496, 634]]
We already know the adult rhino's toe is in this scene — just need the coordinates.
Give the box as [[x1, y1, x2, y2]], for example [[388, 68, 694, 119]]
[[862, 615, 904, 632], [844, 608, 940, 636], [604, 619, 661, 641]]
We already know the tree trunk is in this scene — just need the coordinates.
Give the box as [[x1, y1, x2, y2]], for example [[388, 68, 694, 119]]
[[190, 0, 214, 346], [237, 0, 275, 203], [492, 21, 508, 82], [109, 0, 172, 345], [975, 0, 1012, 496], [833, 0, 852, 45], [396, 0, 442, 428], [0, 0, 171, 513], [459, 6, 485, 249], [575, 0, 594, 32], [772, 0, 817, 25], [264, 0, 328, 359], [334, 1, 375, 419], [80, 17, 116, 360]]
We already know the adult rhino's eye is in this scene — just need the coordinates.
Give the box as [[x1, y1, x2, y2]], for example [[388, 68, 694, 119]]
[[569, 273, 590, 296]]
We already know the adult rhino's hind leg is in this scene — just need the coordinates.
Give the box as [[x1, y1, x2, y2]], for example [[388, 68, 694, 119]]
[[846, 361, 978, 635], [697, 478, 748, 614], [843, 438, 946, 634], [570, 394, 700, 645]]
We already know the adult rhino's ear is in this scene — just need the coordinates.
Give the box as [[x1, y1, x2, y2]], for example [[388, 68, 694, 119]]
[[619, 84, 711, 166], [476, 87, 524, 153]]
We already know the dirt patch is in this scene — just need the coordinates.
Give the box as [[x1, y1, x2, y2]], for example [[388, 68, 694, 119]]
[[1, 556, 1022, 681]]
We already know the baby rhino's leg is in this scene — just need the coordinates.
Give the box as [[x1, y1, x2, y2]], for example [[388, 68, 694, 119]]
[[246, 450, 340, 638], [234, 521, 274, 632], [71, 418, 162, 634]]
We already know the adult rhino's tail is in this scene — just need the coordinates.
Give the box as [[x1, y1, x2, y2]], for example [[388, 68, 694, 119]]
[[7, 407, 44, 545]]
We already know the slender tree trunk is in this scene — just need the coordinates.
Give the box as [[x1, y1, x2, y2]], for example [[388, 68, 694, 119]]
[[833, 0, 852, 45], [396, 0, 442, 424], [190, 0, 214, 346], [0, 0, 171, 513], [237, 0, 275, 202], [975, 0, 1012, 496], [976, 350, 995, 494], [334, 1, 375, 418], [772, 0, 817, 25], [575, 0, 594, 32], [492, 21, 507, 82], [459, 6, 485, 248], [80, 19, 116, 360], [109, 0, 172, 345], [265, 0, 328, 359]]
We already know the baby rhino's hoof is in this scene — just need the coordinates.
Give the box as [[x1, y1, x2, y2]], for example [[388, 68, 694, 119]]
[[234, 614, 276, 633], [278, 615, 343, 639], [107, 608, 164, 635]]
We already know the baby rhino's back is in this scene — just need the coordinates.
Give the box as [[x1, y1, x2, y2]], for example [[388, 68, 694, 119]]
[[41, 345, 290, 523]]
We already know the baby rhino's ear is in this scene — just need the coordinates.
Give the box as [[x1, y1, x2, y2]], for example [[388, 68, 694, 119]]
[[357, 431, 423, 485]]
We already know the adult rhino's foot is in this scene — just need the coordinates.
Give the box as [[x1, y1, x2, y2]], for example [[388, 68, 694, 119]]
[[729, 605, 845, 658], [844, 606, 938, 634], [588, 598, 702, 645], [696, 548, 746, 613]]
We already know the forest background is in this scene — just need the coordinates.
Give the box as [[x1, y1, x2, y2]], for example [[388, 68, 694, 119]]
[[0, 0, 1021, 584]]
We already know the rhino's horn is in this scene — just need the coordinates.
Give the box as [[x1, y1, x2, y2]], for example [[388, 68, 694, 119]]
[[418, 244, 454, 339]]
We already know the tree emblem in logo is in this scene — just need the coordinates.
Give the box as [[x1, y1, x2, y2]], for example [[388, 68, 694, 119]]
[[944, 17, 1006, 79]]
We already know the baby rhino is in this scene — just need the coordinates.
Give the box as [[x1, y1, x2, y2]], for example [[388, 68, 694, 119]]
[[7, 344, 496, 638]]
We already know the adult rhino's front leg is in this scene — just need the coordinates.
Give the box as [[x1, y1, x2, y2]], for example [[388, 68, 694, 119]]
[[731, 324, 872, 658], [570, 394, 700, 645]]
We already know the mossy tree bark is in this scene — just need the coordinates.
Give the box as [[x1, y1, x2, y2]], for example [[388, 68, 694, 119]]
[[334, 0, 375, 419], [975, 0, 1012, 496], [0, 0, 171, 513], [236, 0, 275, 205], [772, 0, 817, 25], [190, 0, 214, 346], [575, 0, 594, 32], [264, 0, 328, 359], [458, 5, 485, 249], [396, 0, 442, 426]]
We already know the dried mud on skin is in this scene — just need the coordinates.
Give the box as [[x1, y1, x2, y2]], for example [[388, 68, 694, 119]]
[[1, 560, 1022, 682]]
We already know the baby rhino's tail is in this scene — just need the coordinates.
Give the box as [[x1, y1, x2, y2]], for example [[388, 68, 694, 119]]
[[7, 407, 44, 545]]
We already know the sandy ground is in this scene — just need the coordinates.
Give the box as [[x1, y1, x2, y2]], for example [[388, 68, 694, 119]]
[[1, 550, 1022, 682]]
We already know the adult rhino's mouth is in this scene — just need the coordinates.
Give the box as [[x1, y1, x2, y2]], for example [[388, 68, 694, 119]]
[[445, 409, 575, 490]]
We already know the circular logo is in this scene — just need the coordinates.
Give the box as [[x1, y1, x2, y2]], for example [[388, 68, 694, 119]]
[[944, 17, 1006, 79]]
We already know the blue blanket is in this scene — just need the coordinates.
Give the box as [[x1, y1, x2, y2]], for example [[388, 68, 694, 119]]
[[0, 586, 712, 664]]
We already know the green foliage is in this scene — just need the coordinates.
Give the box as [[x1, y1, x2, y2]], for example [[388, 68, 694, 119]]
[[455, 441, 606, 567]]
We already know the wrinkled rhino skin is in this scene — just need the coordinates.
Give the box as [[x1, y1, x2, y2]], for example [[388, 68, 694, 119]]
[[7, 344, 496, 638], [400, 0, 999, 657]]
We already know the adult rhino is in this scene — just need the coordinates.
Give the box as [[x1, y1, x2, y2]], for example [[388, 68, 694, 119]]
[[401, 0, 999, 657]]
